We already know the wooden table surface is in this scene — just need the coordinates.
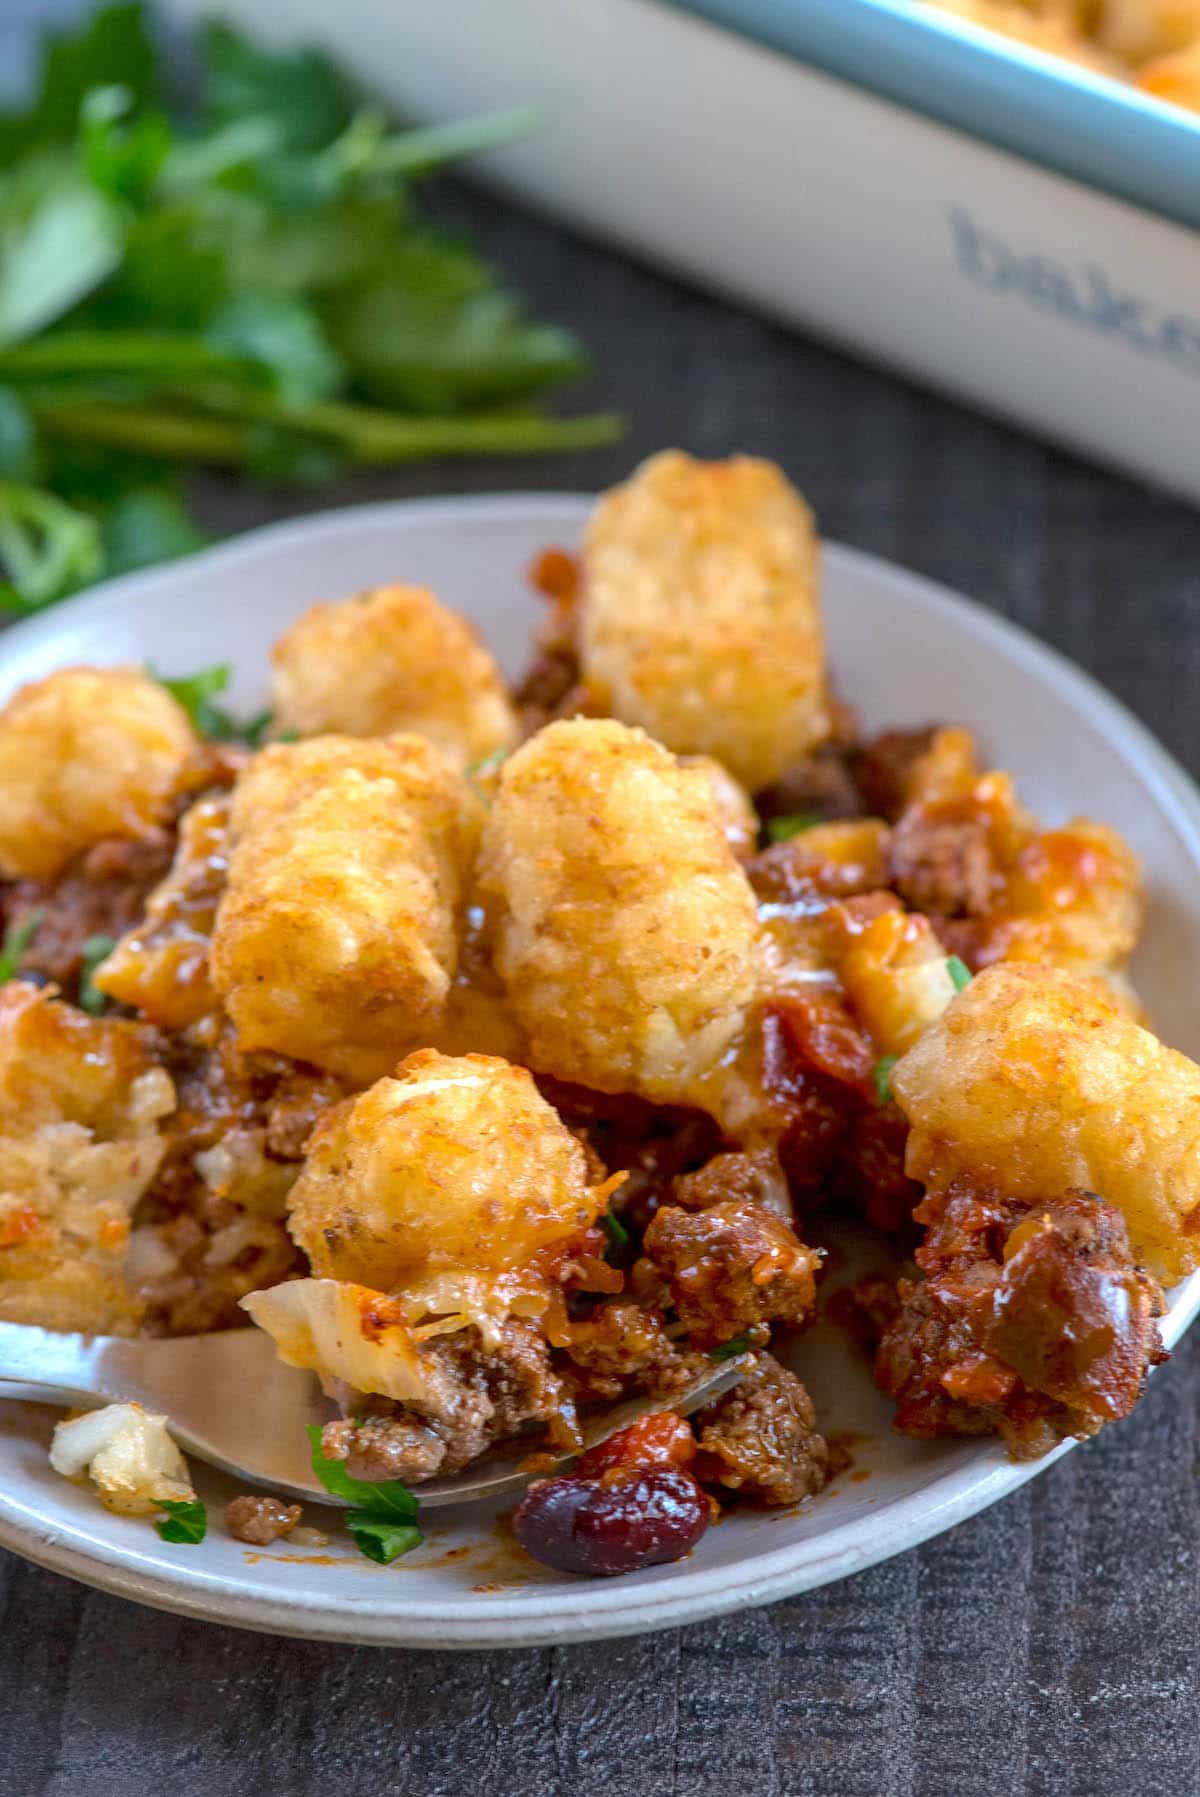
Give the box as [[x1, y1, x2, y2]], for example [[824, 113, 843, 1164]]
[[6, 7, 1200, 1792]]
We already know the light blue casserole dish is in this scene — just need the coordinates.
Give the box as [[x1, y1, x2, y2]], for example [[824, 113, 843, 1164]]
[[675, 0, 1200, 229]]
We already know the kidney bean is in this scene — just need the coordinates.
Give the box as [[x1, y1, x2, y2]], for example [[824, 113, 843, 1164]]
[[513, 1467, 710, 1577]]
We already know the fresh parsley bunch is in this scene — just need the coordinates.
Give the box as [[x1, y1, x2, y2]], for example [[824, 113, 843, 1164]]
[[0, 4, 620, 614]]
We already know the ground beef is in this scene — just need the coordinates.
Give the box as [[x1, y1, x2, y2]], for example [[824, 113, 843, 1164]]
[[671, 1147, 791, 1218], [4, 830, 176, 997], [514, 547, 597, 734], [755, 748, 864, 826], [888, 808, 998, 918], [224, 1495, 301, 1544], [642, 1198, 820, 1349], [875, 1181, 1167, 1459], [828, 1274, 903, 1349], [323, 1319, 568, 1484], [851, 727, 938, 820], [694, 1356, 830, 1506], [559, 1301, 684, 1401], [537, 1076, 722, 1236], [833, 1102, 923, 1235]]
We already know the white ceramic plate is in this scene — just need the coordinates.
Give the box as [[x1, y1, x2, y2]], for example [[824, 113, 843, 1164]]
[[1, 493, 1198, 1649]]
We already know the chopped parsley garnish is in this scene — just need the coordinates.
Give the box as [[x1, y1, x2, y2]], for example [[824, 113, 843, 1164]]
[[466, 748, 509, 779], [306, 1423, 422, 1563], [78, 933, 115, 1014], [873, 1054, 899, 1106], [345, 1515, 422, 1565], [242, 709, 275, 748], [946, 954, 973, 993], [0, 907, 44, 983], [710, 1334, 751, 1361], [154, 1496, 207, 1544], [154, 661, 239, 738], [766, 813, 821, 843], [153, 663, 280, 744], [601, 1207, 631, 1257]]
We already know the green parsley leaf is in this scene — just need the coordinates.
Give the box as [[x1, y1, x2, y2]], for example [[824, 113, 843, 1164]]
[[873, 1054, 899, 1106], [466, 748, 509, 779], [327, 266, 586, 413], [766, 813, 821, 843], [102, 488, 207, 578], [242, 710, 275, 748], [198, 21, 355, 154], [0, 3, 160, 163], [78, 934, 116, 1015], [154, 661, 234, 737], [0, 908, 44, 984], [946, 955, 973, 993], [0, 482, 102, 611], [80, 85, 171, 206], [710, 1335, 752, 1361], [345, 1513, 422, 1565], [305, 1424, 420, 1522], [206, 291, 343, 408], [601, 1208, 631, 1258], [0, 389, 39, 481], [0, 159, 125, 346], [154, 1496, 207, 1544]]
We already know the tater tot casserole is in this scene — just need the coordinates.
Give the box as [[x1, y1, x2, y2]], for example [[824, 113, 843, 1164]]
[[2, 448, 1192, 1577], [921, 0, 1200, 110]]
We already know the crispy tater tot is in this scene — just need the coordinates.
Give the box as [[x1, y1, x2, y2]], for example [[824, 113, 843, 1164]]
[[581, 451, 830, 790], [268, 582, 518, 765], [0, 666, 198, 881], [680, 756, 760, 858], [0, 984, 174, 1334], [287, 1049, 608, 1300], [478, 718, 760, 1110], [892, 962, 1200, 1283], [210, 735, 479, 1082], [1136, 38, 1200, 105], [1098, 0, 1200, 59]]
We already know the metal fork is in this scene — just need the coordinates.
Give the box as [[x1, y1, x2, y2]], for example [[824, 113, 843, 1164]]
[[0, 1321, 751, 1508]]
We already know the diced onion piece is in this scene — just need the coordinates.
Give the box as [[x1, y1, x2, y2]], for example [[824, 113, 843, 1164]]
[[241, 1278, 430, 1403], [50, 1402, 194, 1516]]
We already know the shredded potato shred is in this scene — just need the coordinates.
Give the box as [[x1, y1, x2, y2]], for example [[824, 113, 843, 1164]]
[[3, 451, 1184, 1532]]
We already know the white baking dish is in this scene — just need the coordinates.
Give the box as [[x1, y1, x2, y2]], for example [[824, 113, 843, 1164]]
[[160, 0, 1200, 502]]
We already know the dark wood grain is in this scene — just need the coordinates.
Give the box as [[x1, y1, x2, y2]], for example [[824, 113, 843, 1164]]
[[6, 5, 1200, 1791]]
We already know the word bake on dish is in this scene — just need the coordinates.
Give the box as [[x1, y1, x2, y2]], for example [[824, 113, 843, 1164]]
[[0, 450, 1191, 1578]]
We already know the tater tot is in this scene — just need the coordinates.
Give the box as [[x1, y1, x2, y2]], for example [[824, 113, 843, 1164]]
[[892, 962, 1200, 1283], [1099, 0, 1200, 58], [0, 666, 198, 880], [681, 756, 760, 858], [287, 1049, 607, 1298], [581, 451, 830, 790], [0, 984, 175, 1334], [269, 583, 518, 765], [477, 718, 760, 1109], [210, 735, 479, 1082]]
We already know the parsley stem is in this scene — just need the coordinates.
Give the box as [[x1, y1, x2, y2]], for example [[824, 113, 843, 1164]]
[[367, 105, 541, 178], [0, 333, 253, 381], [34, 396, 624, 466]]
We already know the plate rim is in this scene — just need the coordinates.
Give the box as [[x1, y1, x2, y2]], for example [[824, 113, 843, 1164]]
[[1, 489, 1198, 1648]]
